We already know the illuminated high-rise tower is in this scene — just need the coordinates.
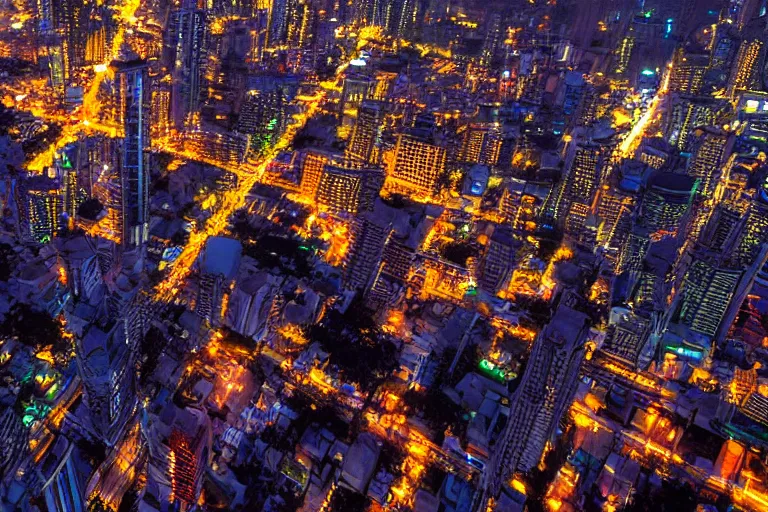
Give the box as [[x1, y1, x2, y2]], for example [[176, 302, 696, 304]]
[[613, 28, 635, 76], [197, 237, 242, 325], [725, 197, 768, 268], [316, 160, 384, 215], [709, 16, 736, 73], [389, 131, 446, 197], [482, 300, 590, 504], [39, 0, 90, 97], [346, 100, 386, 164], [481, 13, 502, 66], [640, 172, 698, 235], [555, 141, 608, 232], [458, 123, 503, 166], [668, 47, 709, 95], [111, 53, 150, 249], [57, 0, 89, 69], [736, 0, 768, 29], [727, 20, 767, 99], [21, 174, 64, 243], [686, 127, 734, 197], [675, 252, 743, 338], [387, 0, 419, 40], [286, 0, 314, 49], [77, 320, 139, 445], [267, 0, 295, 47], [665, 96, 724, 152], [167, 0, 208, 130], [344, 213, 392, 293], [237, 75, 288, 156]]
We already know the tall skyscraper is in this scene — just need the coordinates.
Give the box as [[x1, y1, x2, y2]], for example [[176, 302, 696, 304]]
[[346, 100, 386, 164], [344, 213, 392, 293], [196, 237, 242, 325], [141, 405, 212, 511], [388, 0, 419, 40], [286, 0, 314, 49], [316, 161, 384, 215], [686, 127, 734, 197], [237, 76, 288, 156], [665, 96, 724, 152], [562, 71, 587, 117], [458, 123, 502, 166], [601, 311, 651, 368], [40, 437, 86, 512], [668, 48, 709, 95], [167, 0, 208, 130], [267, 0, 294, 47], [479, 227, 517, 294], [21, 174, 63, 243], [708, 13, 737, 79], [568, 142, 607, 201], [676, 252, 742, 337], [341, 73, 373, 114], [39, 0, 90, 98], [482, 300, 590, 501], [111, 54, 151, 249], [389, 131, 446, 197], [76, 321, 138, 444], [640, 172, 698, 235], [593, 183, 636, 252], [727, 22, 767, 99], [557, 141, 608, 231], [613, 30, 635, 76], [730, 198, 768, 267], [297, 148, 335, 199]]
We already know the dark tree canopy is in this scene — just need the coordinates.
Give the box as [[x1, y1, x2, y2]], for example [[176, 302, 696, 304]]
[[0, 243, 19, 281], [0, 303, 63, 351], [306, 299, 397, 391], [441, 241, 478, 268], [78, 198, 104, 221]]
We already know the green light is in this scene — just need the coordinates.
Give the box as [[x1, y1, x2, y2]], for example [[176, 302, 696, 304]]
[[45, 383, 59, 400], [644, 11, 652, 18], [478, 359, 511, 384], [641, 69, 655, 76], [663, 344, 703, 359]]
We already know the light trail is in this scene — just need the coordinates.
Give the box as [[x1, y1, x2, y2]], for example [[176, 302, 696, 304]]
[[82, 0, 141, 122], [616, 61, 673, 158], [17, 0, 140, 172], [617, 95, 661, 157], [153, 91, 327, 303]]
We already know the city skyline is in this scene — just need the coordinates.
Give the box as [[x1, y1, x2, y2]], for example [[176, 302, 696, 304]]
[[0, 1, 767, 512]]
